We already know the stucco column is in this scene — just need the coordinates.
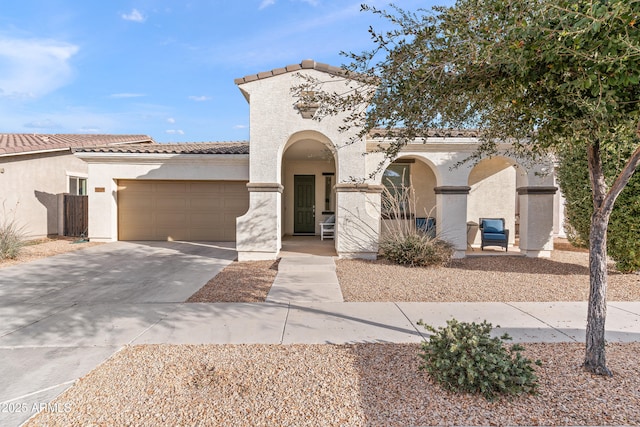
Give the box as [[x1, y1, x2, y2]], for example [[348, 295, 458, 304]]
[[335, 183, 383, 260], [435, 186, 470, 258], [236, 183, 283, 261], [518, 186, 558, 258]]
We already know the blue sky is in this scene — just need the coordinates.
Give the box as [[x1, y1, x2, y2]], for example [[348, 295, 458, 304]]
[[0, 1, 447, 143]]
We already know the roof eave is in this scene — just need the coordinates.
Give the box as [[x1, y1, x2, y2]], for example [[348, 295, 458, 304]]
[[73, 151, 250, 164], [0, 147, 71, 158]]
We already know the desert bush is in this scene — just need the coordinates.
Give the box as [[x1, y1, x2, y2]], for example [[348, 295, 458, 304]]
[[0, 216, 25, 260], [418, 319, 540, 400], [379, 232, 453, 267], [379, 175, 453, 267]]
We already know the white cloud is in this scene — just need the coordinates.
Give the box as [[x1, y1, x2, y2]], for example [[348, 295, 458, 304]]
[[0, 37, 78, 98], [109, 93, 146, 98], [233, 124, 248, 129], [121, 9, 146, 23], [188, 95, 211, 102], [259, 0, 318, 8], [24, 118, 63, 129], [167, 117, 176, 124], [165, 129, 184, 135], [259, 0, 275, 9], [78, 127, 101, 133]]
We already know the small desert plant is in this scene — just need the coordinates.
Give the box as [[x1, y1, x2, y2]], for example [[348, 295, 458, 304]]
[[379, 232, 453, 267], [418, 319, 541, 400], [0, 217, 26, 260], [379, 176, 453, 267], [0, 202, 26, 260]]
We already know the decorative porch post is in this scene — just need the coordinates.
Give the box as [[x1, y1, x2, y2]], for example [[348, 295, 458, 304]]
[[517, 186, 558, 257], [435, 186, 471, 258], [236, 182, 283, 261]]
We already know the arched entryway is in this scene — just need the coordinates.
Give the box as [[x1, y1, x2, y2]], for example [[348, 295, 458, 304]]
[[281, 133, 337, 237], [466, 157, 528, 251], [379, 156, 439, 237]]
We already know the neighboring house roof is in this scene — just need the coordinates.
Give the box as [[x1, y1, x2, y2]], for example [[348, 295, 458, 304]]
[[0, 134, 154, 157], [234, 59, 347, 85], [369, 128, 482, 139], [73, 142, 249, 155]]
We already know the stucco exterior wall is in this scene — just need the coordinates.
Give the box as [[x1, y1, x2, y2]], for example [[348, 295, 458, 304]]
[[0, 151, 88, 239], [77, 154, 249, 241]]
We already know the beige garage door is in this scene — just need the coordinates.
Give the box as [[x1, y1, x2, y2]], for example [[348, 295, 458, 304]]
[[118, 180, 248, 241]]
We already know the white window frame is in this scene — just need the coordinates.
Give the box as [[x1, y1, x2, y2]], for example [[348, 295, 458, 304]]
[[67, 173, 88, 196], [382, 163, 411, 219]]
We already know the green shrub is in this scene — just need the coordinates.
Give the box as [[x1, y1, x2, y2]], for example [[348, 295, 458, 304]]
[[0, 216, 25, 260], [379, 232, 453, 267], [417, 319, 540, 400], [556, 137, 640, 273]]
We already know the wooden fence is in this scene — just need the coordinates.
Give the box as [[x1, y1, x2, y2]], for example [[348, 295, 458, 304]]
[[63, 195, 88, 237]]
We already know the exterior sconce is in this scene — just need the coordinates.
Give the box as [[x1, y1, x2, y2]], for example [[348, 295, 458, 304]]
[[295, 91, 319, 119]]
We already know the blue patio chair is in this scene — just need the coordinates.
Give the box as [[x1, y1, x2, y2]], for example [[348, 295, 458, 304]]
[[479, 218, 509, 251], [416, 217, 436, 238]]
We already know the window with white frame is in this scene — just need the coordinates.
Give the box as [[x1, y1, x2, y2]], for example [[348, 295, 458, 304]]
[[382, 163, 411, 218], [69, 176, 87, 195], [322, 172, 335, 214]]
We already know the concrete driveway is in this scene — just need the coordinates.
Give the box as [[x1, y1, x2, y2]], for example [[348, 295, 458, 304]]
[[0, 241, 236, 427]]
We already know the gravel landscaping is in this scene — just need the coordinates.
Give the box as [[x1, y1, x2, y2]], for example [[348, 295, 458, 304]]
[[0, 237, 101, 269], [25, 342, 640, 426], [184, 247, 640, 303], [186, 260, 279, 303], [336, 250, 640, 302]]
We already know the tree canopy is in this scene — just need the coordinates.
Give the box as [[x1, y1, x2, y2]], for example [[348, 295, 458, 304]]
[[301, 0, 640, 375]]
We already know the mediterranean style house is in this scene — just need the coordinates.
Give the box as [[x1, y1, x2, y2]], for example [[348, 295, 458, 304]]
[[0, 134, 154, 239], [72, 60, 564, 260]]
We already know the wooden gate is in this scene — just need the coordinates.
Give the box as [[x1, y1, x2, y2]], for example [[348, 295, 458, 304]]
[[64, 195, 88, 237]]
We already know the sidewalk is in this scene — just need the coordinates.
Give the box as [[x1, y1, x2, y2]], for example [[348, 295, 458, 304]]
[[126, 300, 640, 345]]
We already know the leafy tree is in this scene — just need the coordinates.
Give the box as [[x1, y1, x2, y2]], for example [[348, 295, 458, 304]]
[[300, 0, 640, 375], [557, 137, 640, 273]]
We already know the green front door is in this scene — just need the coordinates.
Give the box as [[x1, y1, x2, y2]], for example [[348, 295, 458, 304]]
[[294, 175, 315, 234]]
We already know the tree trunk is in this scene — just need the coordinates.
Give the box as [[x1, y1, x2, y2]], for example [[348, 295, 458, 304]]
[[584, 212, 612, 376], [583, 137, 640, 376], [583, 142, 613, 376]]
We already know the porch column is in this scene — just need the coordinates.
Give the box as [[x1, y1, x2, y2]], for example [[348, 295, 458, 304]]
[[435, 186, 470, 258], [517, 186, 558, 258], [236, 182, 283, 261], [335, 183, 383, 260]]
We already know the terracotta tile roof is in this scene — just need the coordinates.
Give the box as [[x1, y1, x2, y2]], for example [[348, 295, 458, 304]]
[[0, 134, 154, 156], [73, 142, 249, 155], [234, 59, 348, 85], [369, 128, 482, 139]]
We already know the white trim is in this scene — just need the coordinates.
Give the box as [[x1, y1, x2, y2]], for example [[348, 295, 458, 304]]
[[74, 152, 249, 165], [66, 171, 88, 178], [0, 148, 70, 158]]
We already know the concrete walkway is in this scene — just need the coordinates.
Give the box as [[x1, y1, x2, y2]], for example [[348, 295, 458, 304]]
[[266, 256, 343, 303], [2, 241, 640, 426]]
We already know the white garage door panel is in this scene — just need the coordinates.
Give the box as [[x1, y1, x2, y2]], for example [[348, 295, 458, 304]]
[[118, 180, 248, 241]]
